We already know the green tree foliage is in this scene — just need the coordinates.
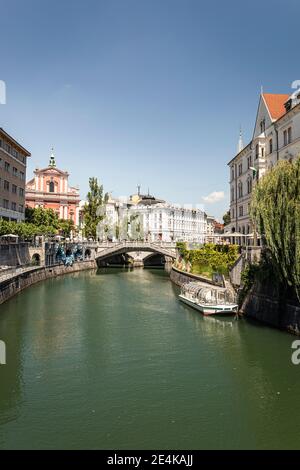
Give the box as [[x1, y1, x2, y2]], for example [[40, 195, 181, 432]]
[[25, 207, 59, 228], [83, 177, 109, 239], [58, 219, 75, 237], [176, 243, 239, 277], [0, 219, 56, 238], [251, 157, 300, 300], [1, 207, 74, 239], [223, 210, 231, 226]]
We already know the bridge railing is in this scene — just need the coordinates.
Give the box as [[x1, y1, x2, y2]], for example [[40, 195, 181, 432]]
[[97, 240, 176, 249]]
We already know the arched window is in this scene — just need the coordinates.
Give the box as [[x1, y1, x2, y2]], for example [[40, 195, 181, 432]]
[[49, 181, 55, 193], [247, 177, 252, 194], [238, 181, 243, 198]]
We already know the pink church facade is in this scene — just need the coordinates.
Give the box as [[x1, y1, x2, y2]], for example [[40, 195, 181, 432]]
[[25, 151, 80, 226]]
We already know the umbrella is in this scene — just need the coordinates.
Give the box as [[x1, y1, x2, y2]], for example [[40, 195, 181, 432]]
[[1, 234, 19, 238]]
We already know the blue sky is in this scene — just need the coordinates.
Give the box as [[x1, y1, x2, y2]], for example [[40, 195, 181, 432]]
[[0, 0, 299, 220]]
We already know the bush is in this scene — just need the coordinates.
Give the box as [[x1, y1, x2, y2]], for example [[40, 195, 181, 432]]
[[177, 243, 239, 279]]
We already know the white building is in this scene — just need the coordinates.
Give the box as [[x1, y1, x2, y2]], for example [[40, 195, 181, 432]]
[[99, 191, 207, 244], [227, 88, 300, 241], [205, 215, 215, 242]]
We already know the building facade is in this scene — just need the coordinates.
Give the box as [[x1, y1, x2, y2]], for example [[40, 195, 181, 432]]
[[26, 150, 80, 226], [0, 128, 31, 222], [227, 89, 300, 239], [100, 191, 207, 243]]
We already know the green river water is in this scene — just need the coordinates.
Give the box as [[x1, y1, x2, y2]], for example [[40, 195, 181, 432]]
[[0, 268, 299, 449]]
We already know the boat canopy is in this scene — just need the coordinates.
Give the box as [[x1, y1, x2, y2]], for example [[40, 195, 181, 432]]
[[181, 282, 236, 305]]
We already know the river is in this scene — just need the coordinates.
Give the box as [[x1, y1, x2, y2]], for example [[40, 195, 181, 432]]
[[0, 268, 300, 449]]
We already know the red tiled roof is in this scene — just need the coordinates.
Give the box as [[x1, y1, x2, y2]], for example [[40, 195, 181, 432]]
[[262, 93, 290, 120]]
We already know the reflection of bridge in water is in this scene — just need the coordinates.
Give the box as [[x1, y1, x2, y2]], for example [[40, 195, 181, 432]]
[[96, 241, 177, 267]]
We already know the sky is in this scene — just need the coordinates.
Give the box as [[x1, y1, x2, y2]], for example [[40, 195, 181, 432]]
[[0, 0, 299, 221]]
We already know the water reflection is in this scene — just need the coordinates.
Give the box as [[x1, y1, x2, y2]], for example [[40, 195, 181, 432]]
[[0, 269, 300, 449]]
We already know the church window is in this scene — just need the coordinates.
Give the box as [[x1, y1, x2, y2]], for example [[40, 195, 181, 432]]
[[49, 181, 55, 193]]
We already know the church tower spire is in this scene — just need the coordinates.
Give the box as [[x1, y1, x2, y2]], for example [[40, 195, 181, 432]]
[[49, 147, 56, 168], [237, 127, 244, 153]]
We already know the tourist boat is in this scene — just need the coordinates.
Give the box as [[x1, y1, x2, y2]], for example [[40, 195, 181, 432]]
[[178, 282, 238, 315]]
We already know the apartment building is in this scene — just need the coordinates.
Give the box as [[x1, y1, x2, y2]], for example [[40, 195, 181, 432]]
[[227, 89, 300, 240], [0, 128, 31, 222]]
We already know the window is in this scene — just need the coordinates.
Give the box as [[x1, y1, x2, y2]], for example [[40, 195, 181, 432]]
[[232, 208, 235, 219], [3, 199, 9, 209], [12, 184, 17, 194], [19, 188, 24, 197], [231, 166, 234, 180], [13, 167, 18, 177], [239, 206, 243, 217], [238, 163, 242, 176], [288, 127, 292, 144], [247, 177, 252, 194], [283, 130, 287, 146], [20, 171, 24, 180], [238, 181, 243, 198], [261, 147, 264, 158], [255, 144, 259, 159], [260, 119, 265, 133], [247, 156, 252, 169], [11, 202, 16, 211], [269, 139, 273, 154], [18, 204, 24, 213], [231, 187, 234, 202], [4, 180, 9, 191], [4, 161, 10, 172]]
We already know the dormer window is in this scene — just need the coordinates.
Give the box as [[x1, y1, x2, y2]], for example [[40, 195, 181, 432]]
[[285, 100, 292, 112]]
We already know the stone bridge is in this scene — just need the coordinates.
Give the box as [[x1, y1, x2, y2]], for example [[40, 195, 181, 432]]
[[95, 241, 177, 267]]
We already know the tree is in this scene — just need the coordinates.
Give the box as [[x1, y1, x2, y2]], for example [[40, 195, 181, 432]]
[[58, 219, 75, 238], [25, 207, 59, 229], [83, 177, 108, 239], [223, 210, 231, 226], [250, 157, 300, 300]]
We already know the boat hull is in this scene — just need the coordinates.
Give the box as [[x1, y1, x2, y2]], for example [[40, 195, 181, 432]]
[[178, 294, 237, 316]]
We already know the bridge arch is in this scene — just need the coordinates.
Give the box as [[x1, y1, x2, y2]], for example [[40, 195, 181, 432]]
[[31, 253, 41, 266], [95, 241, 176, 268]]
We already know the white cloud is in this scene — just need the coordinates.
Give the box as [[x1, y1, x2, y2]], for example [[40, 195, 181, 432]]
[[202, 191, 225, 204]]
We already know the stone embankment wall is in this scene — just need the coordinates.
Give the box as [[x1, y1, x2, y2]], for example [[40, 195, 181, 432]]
[[0, 260, 96, 305], [170, 266, 223, 287], [241, 280, 300, 335], [0, 243, 31, 266]]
